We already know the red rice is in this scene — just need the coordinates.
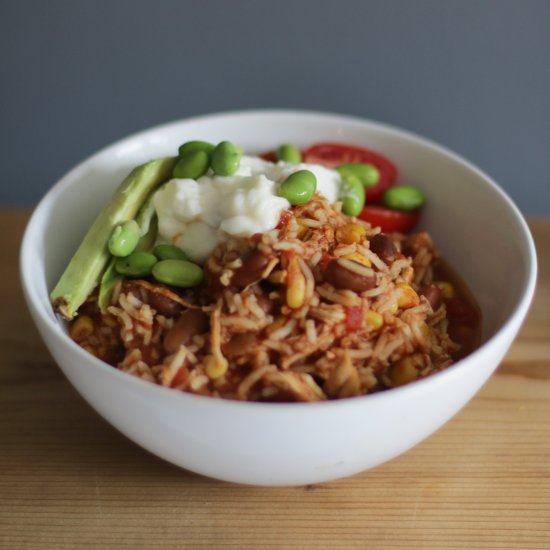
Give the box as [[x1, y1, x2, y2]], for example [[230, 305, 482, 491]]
[[72, 196, 468, 402]]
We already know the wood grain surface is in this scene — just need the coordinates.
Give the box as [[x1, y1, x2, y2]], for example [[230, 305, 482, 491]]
[[2, 210, 549, 549]]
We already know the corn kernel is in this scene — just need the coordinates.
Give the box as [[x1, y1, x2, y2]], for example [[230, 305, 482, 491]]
[[287, 275, 305, 309], [388, 302, 399, 315], [296, 221, 308, 239], [204, 355, 228, 379], [342, 252, 371, 267], [389, 354, 423, 386], [419, 321, 431, 342], [325, 357, 361, 398], [286, 256, 306, 309], [70, 315, 94, 341], [336, 223, 366, 244], [396, 283, 420, 309], [366, 310, 383, 330], [436, 281, 455, 298], [414, 321, 433, 350], [267, 315, 287, 334]]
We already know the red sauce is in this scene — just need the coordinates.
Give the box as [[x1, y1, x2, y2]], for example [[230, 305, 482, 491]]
[[276, 210, 292, 229], [433, 258, 482, 360]]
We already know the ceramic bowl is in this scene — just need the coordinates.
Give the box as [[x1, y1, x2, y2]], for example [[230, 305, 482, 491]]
[[20, 110, 537, 486]]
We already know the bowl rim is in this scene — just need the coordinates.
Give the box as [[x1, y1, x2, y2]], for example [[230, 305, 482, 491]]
[[20, 108, 538, 412]]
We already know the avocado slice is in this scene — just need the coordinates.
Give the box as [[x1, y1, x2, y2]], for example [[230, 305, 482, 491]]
[[96, 180, 166, 313], [134, 180, 168, 253], [97, 257, 122, 313], [50, 156, 176, 320]]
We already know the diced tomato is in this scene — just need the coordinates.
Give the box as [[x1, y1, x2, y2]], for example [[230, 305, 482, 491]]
[[358, 205, 419, 234], [302, 143, 398, 202], [345, 306, 364, 331], [445, 296, 478, 325]]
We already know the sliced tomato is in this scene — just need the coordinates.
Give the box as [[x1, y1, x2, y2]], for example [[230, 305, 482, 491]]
[[358, 205, 419, 234], [261, 150, 277, 163], [302, 143, 398, 202]]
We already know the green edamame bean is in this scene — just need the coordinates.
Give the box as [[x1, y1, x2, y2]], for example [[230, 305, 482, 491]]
[[278, 169, 317, 205], [336, 163, 380, 188], [276, 144, 302, 164], [211, 141, 241, 176], [153, 244, 188, 261], [178, 140, 215, 158], [383, 185, 425, 211], [115, 251, 158, 277], [339, 174, 365, 217], [173, 150, 210, 179], [108, 220, 141, 257], [152, 259, 204, 288]]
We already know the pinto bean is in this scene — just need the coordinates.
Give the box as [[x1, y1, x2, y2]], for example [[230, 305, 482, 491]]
[[369, 233, 397, 264], [221, 332, 257, 358], [148, 291, 183, 318], [324, 259, 376, 293], [231, 249, 271, 288], [420, 284, 443, 311], [163, 309, 209, 354]]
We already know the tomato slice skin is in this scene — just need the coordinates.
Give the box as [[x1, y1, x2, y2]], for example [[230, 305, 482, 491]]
[[358, 205, 419, 234], [302, 143, 398, 202], [260, 150, 277, 163]]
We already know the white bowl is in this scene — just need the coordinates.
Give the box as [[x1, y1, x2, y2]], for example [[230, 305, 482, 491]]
[[20, 110, 537, 486]]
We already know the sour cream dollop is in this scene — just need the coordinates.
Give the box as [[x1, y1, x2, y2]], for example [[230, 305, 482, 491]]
[[154, 155, 341, 263]]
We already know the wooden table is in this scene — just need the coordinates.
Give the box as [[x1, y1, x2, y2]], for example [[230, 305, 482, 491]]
[[2, 210, 549, 549]]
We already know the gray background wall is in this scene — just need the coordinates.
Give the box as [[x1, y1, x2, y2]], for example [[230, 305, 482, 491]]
[[2, 0, 549, 214]]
